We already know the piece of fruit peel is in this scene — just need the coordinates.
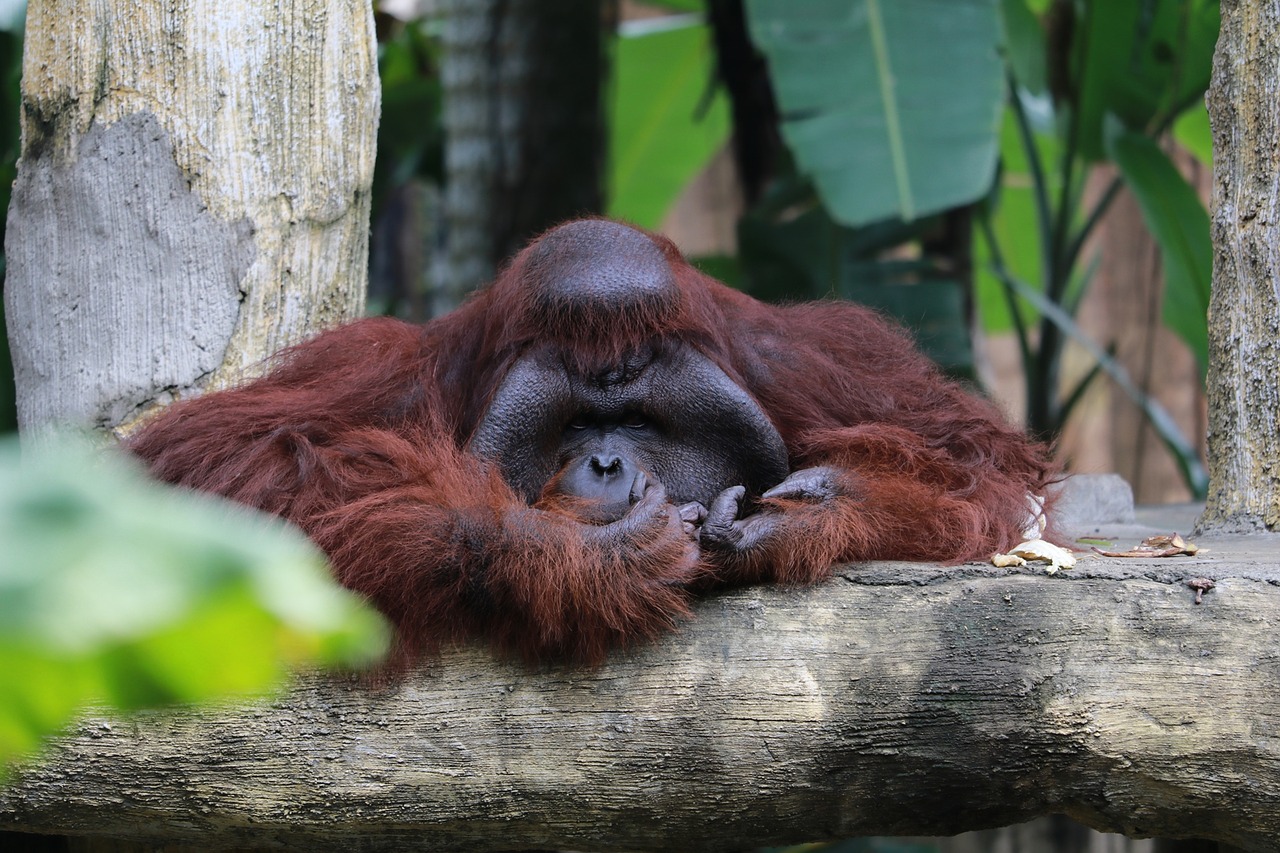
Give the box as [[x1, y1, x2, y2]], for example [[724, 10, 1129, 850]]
[[992, 538, 1077, 573]]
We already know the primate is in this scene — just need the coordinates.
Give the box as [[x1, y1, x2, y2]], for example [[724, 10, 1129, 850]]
[[132, 218, 1055, 663]]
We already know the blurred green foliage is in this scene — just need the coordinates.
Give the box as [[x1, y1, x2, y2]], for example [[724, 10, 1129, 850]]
[[746, 0, 1005, 227], [1106, 124, 1210, 379], [976, 0, 1215, 494], [607, 16, 730, 228], [0, 436, 388, 781], [1072, 0, 1218, 161], [736, 175, 978, 379], [734, 0, 1214, 494], [372, 17, 443, 212]]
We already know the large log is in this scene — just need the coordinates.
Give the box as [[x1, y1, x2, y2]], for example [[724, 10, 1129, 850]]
[[2, 533, 1277, 852]]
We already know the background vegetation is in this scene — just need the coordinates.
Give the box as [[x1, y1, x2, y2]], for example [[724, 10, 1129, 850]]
[[0, 435, 388, 781], [364, 0, 1215, 500], [0, 3, 1222, 849], [0, 0, 1219, 492]]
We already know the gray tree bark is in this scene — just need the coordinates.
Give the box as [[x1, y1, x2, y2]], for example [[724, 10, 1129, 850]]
[[3, 0, 379, 437], [1199, 0, 1280, 533], [432, 0, 608, 315], [3, 548, 1277, 852]]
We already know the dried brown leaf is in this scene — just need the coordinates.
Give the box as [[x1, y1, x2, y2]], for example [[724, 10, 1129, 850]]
[[1092, 532, 1201, 558]]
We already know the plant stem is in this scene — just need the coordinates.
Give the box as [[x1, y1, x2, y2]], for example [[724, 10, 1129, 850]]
[[977, 212, 1032, 376], [1062, 173, 1123, 285], [1007, 77, 1054, 293], [992, 266, 1208, 497]]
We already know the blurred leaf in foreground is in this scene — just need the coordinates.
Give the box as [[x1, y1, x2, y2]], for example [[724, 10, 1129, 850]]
[[0, 435, 388, 778]]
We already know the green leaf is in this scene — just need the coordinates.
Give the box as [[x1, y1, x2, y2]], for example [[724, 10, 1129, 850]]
[[974, 106, 1064, 333], [738, 195, 975, 378], [1173, 102, 1212, 167], [843, 276, 976, 380], [0, 436, 388, 776], [1105, 124, 1210, 378], [372, 22, 443, 207], [644, 0, 705, 12], [745, 0, 1004, 226], [1074, 0, 1219, 161], [607, 20, 730, 228], [1000, 0, 1047, 95]]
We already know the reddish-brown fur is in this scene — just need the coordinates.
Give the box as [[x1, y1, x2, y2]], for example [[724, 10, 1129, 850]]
[[130, 219, 1056, 664]]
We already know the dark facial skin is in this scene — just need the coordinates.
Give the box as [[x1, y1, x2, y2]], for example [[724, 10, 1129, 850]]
[[467, 219, 835, 560], [553, 448, 645, 522], [529, 371, 847, 574], [471, 342, 791, 511]]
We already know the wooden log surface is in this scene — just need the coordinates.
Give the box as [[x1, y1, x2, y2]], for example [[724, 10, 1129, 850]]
[[2, 532, 1278, 852]]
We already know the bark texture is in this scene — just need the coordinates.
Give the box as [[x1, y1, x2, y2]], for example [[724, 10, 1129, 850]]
[[432, 0, 607, 315], [1200, 0, 1280, 533], [3, 0, 379, 436], [2, 547, 1277, 852]]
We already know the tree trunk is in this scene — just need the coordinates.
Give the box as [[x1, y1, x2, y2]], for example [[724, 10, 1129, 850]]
[[432, 0, 608, 315], [3, 550, 1278, 852], [1199, 0, 1280, 533], [2, 0, 380, 437]]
